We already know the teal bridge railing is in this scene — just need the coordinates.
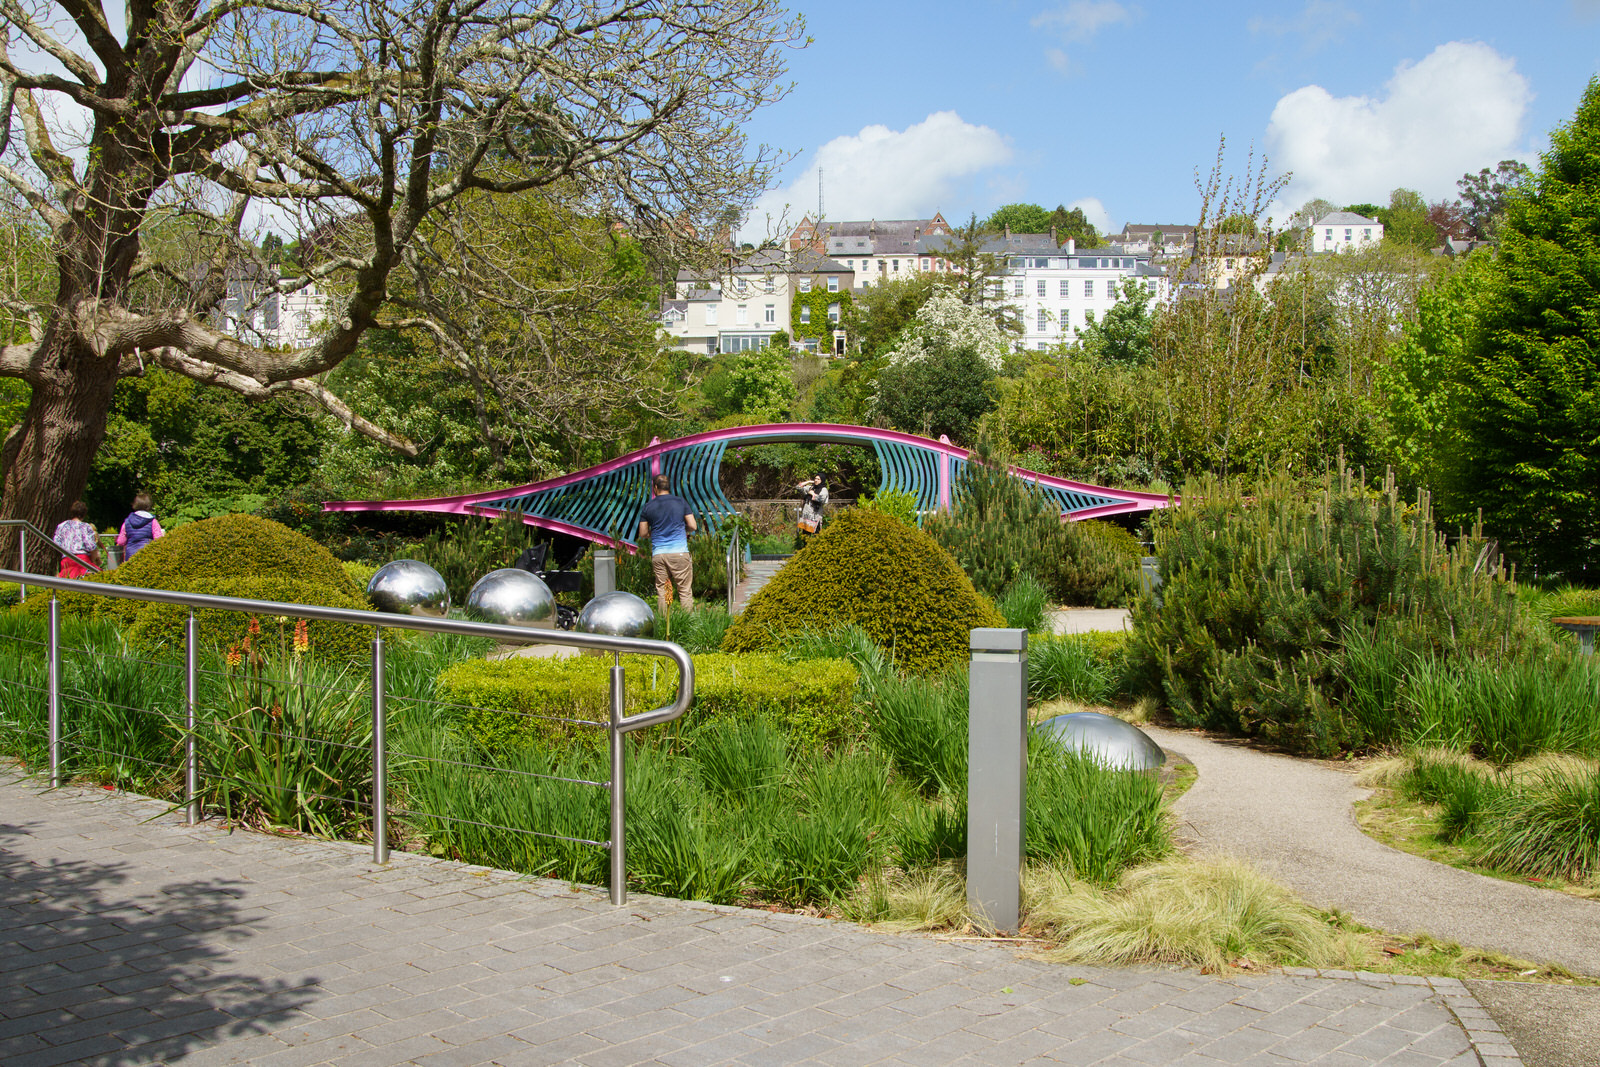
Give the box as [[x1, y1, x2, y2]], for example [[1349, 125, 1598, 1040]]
[[322, 423, 1173, 550]]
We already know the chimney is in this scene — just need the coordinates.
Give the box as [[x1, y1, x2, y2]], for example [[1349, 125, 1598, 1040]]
[[1005, 226, 1011, 239], [1067, 238, 1075, 255], [1051, 226, 1057, 246]]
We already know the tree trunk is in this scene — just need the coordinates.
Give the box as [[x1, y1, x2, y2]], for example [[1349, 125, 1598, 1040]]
[[0, 323, 122, 572]]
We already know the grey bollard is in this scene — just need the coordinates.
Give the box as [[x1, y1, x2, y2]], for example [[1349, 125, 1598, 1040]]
[[967, 627, 1028, 934], [594, 547, 617, 597]]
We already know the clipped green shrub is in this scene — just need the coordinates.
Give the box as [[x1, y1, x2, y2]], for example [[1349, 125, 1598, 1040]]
[[114, 513, 361, 598], [1129, 468, 1527, 756], [128, 576, 373, 663], [437, 652, 859, 753], [721, 508, 1004, 676]]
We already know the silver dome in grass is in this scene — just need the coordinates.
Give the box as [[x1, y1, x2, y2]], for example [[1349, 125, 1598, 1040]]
[[1036, 711, 1165, 772], [576, 591, 656, 639], [367, 559, 451, 617], [465, 568, 556, 628]]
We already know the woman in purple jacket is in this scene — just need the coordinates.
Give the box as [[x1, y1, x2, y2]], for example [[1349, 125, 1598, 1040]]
[[116, 492, 165, 560]]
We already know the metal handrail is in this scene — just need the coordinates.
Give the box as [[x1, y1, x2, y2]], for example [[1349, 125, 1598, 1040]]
[[0, 519, 104, 595], [0, 566, 695, 906]]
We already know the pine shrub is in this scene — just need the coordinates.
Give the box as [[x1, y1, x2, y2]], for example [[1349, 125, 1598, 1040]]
[[923, 438, 1137, 608], [719, 508, 1004, 676], [1129, 468, 1526, 755]]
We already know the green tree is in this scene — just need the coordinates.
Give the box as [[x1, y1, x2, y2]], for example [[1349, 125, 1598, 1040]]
[[1458, 160, 1534, 240], [700, 347, 796, 421], [1047, 205, 1102, 247], [1343, 203, 1383, 219], [937, 214, 1011, 312], [849, 274, 942, 357], [1078, 279, 1157, 366], [985, 203, 1053, 233], [1377, 188, 1438, 250], [1438, 82, 1600, 575], [874, 344, 996, 444], [0, 0, 800, 566]]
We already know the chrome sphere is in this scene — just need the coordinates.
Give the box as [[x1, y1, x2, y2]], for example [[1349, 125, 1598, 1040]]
[[465, 568, 556, 629], [1036, 711, 1166, 772], [367, 559, 451, 617], [576, 591, 656, 639]]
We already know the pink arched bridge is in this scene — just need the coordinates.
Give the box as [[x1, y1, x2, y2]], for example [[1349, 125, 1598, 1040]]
[[323, 423, 1173, 550]]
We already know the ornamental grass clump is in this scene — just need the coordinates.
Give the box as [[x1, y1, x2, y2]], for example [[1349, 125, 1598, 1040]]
[[1473, 766, 1600, 884], [720, 508, 1003, 676]]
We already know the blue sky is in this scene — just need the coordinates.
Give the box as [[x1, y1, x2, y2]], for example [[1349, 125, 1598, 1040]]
[[740, 0, 1600, 238]]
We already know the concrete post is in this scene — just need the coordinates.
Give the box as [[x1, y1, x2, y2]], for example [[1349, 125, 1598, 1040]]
[[967, 627, 1028, 934], [594, 547, 617, 597]]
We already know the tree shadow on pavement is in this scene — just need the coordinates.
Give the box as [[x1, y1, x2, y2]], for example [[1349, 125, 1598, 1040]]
[[1, 817, 318, 1066]]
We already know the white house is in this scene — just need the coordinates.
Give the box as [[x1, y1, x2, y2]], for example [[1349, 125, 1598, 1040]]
[[971, 234, 1168, 350], [660, 249, 855, 355], [1311, 212, 1384, 253]]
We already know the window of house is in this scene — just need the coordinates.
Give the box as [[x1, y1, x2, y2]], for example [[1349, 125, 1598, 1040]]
[[1225, 258, 1235, 270], [705, 304, 718, 325], [827, 302, 840, 324], [1344, 229, 1353, 241], [765, 304, 775, 324], [1363, 228, 1372, 240], [920, 258, 929, 270], [1036, 280, 1046, 296], [1037, 309, 1047, 331], [736, 304, 748, 324], [1146, 280, 1158, 294], [891, 259, 900, 272], [736, 277, 747, 291], [1037, 341, 1047, 351], [1060, 306, 1070, 328], [1059, 279, 1070, 297], [798, 277, 812, 293], [1035, 258, 1050, 268], [827, 276, 839, 292], [1325, 228, 1334, 241], [1012, 279, 1024, 296], [1084, 280, 1094, 297], [877, 260, 886, 272], [800, 306, 811, 324]]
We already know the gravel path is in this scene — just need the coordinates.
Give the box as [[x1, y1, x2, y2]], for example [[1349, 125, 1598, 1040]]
[[1147, 725, 1600, 977]]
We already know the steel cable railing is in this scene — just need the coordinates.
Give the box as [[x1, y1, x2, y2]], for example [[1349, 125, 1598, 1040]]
[[0, 566, 694, 906]]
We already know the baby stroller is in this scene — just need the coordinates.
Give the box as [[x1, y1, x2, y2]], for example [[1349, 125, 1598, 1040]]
[[513, 541, 583, 630]]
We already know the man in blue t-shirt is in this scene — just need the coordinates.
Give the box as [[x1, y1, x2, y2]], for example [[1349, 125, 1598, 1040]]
[[638, 475, 698, 614]]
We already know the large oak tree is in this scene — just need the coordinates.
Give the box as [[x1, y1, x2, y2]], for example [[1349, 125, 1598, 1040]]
[[0, 0, 800, 566]]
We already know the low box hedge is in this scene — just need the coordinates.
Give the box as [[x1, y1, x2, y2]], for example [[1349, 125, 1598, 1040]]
[[436, 652, 860, 754]]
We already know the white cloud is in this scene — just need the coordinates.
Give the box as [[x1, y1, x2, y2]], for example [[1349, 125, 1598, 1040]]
[[1069, 197, 1114, 236], [744, 112, 1012, 238], [1032, 1, 1137, 75], [1266, 41, 1532, 214]]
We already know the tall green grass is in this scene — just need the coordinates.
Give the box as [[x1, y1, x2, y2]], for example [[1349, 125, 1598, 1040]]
[[1026, 735, 1170, 883], [997, 575, 1050, 633], [1473, 766, 1600, 882], [1029, 635, 1117, 705]]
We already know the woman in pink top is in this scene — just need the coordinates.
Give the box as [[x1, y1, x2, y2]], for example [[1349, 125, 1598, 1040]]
[[116, 492, 165, 560]]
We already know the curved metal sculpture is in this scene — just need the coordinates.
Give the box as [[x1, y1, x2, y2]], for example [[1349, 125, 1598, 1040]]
[[324, 422, 1173, 550]]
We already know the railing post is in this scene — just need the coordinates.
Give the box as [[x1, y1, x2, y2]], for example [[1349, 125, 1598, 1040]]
[[47, 596, 60, 787], [185, 611, 200, 825], [967, 627, 1028, 934], [19, 527, 27, 601], [372, 630, 388, 864], [608, 657, 627, 905], [594, 547, 616, 597]]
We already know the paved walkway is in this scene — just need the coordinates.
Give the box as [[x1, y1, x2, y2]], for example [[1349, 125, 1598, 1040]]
[[729, 557, 787, 615], [1149, 727, 1600, 977], [2, 773, 1495, 1067]]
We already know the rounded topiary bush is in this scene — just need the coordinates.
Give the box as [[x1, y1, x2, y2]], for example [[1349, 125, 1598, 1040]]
[[114, 514, 361, 597], [720, 508, 1005, 675], [16, 515, 371, 662]]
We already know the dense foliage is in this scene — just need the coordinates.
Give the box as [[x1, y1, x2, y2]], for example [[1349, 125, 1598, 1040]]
[[1129, 469, 1528, 755], [923, 439, 1139, 608], [1434, 76, 1600, 576]]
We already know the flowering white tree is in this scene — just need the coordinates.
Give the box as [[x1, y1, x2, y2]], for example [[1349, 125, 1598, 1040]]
[[883, 292, 1011, 371]]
